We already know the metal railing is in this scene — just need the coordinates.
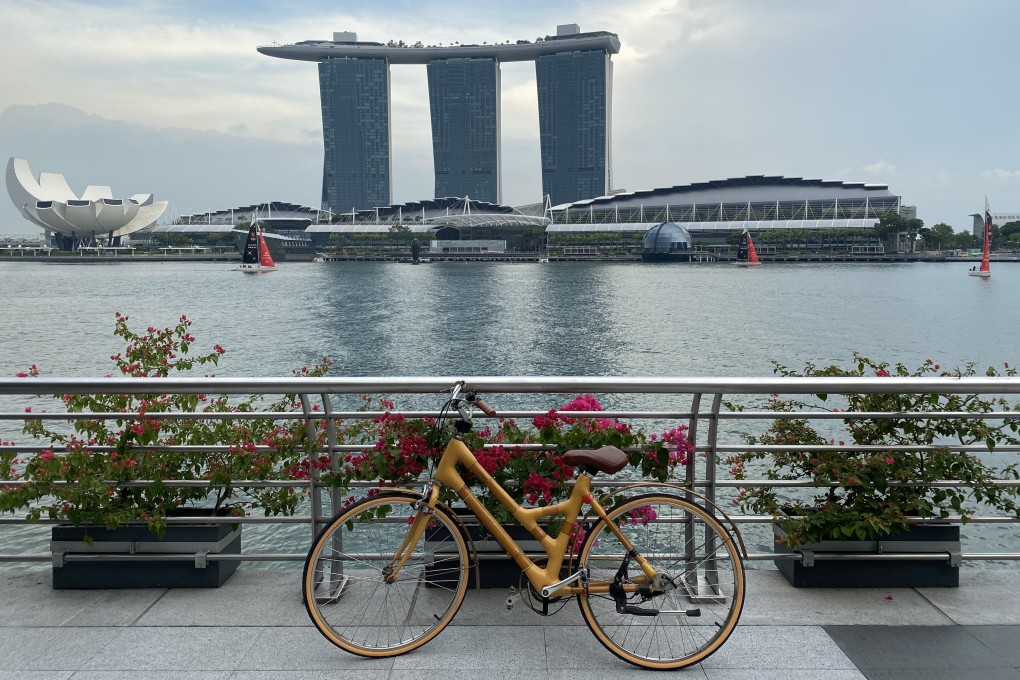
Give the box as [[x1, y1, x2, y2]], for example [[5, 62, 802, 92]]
[[2, 375, 1019, 568]]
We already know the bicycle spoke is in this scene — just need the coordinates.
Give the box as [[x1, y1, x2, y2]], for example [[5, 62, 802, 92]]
[[303, 495, 469, 657], [577, 494, 745, 669]]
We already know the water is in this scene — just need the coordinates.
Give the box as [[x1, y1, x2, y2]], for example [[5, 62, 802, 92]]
[[3, 260, 1016, 378], [1, 260, 1018, 566]]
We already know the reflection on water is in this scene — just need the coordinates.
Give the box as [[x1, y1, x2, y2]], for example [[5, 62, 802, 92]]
[[2, 260, 1019, 568]]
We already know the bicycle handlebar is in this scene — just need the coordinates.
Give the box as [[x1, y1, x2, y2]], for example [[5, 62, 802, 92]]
[[472, 397, 497, 417], [449, 384, 498, 419]]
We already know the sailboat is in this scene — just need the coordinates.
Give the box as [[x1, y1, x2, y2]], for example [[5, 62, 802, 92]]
[[968, 198, 991, 278], [735, 229, 761, 266], [238, 214, 276, 273]]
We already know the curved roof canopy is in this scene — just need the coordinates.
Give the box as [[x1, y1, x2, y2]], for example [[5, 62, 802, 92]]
[[6, 157, 167, 238], [553, 175, 893, 210]]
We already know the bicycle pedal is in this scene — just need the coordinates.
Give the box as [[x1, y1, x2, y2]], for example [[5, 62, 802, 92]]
[[506, 586, 520, 611]]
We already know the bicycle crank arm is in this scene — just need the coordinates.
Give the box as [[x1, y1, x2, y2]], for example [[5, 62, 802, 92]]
[[541, 567, 588, 599], [621, 605, 702, 617]]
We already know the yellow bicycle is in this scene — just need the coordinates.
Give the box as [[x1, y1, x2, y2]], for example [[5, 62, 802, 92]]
[[303, 383, 745, 670]]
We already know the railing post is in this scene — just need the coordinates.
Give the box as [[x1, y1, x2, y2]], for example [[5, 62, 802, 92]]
[[703, 393, 723, 593], [684, 393, 702, 594]]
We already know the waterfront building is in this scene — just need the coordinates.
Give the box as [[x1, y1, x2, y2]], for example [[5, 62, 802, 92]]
[[536, 46, 613, 206], [428, 58, 501, 202], [304, 196, 548, 253], [135, 201, 319, 259], [318, 58, 392, 212], [971, 210, 1020, 236], [545, 175, 905, 256], [641, 222, 693, 262], [169, 176, 906, 260], [258, 24, 620, 212], [175, 201, 321, 230], [5, 157, 168, 251], [549, 175, 899, 235]]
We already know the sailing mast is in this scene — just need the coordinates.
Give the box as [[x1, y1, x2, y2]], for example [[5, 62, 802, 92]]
[[969, 197, 992, 278], [980, 196, 991, 273]]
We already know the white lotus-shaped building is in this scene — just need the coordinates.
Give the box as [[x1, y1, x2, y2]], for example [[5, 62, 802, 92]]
[[6, 157, 168, 248]]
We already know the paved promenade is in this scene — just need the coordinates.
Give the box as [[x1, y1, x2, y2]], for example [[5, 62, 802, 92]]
[[1, 566, 1018, 679]]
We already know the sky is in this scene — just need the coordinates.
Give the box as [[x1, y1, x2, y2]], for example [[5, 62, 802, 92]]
[[2, 0, 1019, 235]]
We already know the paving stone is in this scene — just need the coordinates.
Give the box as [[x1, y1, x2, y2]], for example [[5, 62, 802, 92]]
[[390, 625, 547, 670], [0, 628, 120, 671], [741, 569, 952, 626], [0, 567, 165, 628], [703, 625, 859, 670], [824, 625, 1013, 671], [80, 628, 262, 672]]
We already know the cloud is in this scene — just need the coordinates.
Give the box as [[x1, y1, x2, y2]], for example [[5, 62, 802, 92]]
[[0, 103, 320, 232], [862, 161, 897, 177], [980, 169, 1020, 182], [4, 0, 1020, 232]]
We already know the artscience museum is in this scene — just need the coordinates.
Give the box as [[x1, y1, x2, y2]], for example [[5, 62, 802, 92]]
[[6, 157, 168, 250]]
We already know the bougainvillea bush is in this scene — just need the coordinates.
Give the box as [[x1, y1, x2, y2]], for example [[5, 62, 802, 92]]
[[323, 393, 695, 526], [726, 354, 1020, 548], [1, 313, 330, 536]]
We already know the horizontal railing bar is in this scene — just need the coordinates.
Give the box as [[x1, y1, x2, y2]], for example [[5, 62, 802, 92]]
[[3, 513, 1018, 527], [7, 409, 1020, 423], [718, 444, 1020, 453], [8, 552, 1019, 565], [7, 442, 1018, 456], [7, 410, 699, 421], [744, 553, 985, 562], [3, 478, 1016, 491], [5, 551, 1020, 565], [5, 375, 1020, 396], [719, 411, 1020, 420]]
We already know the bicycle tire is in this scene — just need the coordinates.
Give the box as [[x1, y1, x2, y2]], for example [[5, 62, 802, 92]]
[[303, 492, 470, 657], [576, 493, 745, 670]]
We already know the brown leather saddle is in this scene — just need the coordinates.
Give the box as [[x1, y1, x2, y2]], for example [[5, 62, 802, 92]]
[[562, 445, 628, 475]]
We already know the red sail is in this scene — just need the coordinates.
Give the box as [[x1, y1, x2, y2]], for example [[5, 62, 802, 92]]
[[746, 232, 760, 264], [258, 231, 275, 268], [980, 203, 991, 273]]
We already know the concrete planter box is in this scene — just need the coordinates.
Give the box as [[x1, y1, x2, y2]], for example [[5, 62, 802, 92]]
[[773, 523, 960, 588], [50, 521, 241, 589]]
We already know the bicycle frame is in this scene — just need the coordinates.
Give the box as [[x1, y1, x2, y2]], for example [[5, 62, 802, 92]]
[[389, 434, 659, 597]]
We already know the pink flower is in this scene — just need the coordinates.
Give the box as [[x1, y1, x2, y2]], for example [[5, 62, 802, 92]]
[[532, 409, 558, 429]]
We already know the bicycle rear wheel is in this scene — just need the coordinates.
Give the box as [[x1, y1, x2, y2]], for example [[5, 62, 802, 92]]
[[303, 492, 470, 657], [576, 493, 745, 670]]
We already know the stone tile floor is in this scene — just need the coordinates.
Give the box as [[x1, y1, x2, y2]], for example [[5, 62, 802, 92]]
[[0, 566, 1017, 679]]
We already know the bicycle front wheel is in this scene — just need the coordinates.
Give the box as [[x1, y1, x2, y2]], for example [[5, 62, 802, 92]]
[[303, 492, 470, 657], [577, 493, 745, 670]]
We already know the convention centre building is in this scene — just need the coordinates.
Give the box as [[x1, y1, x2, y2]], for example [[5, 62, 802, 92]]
[[146, 175, 905, 260]]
